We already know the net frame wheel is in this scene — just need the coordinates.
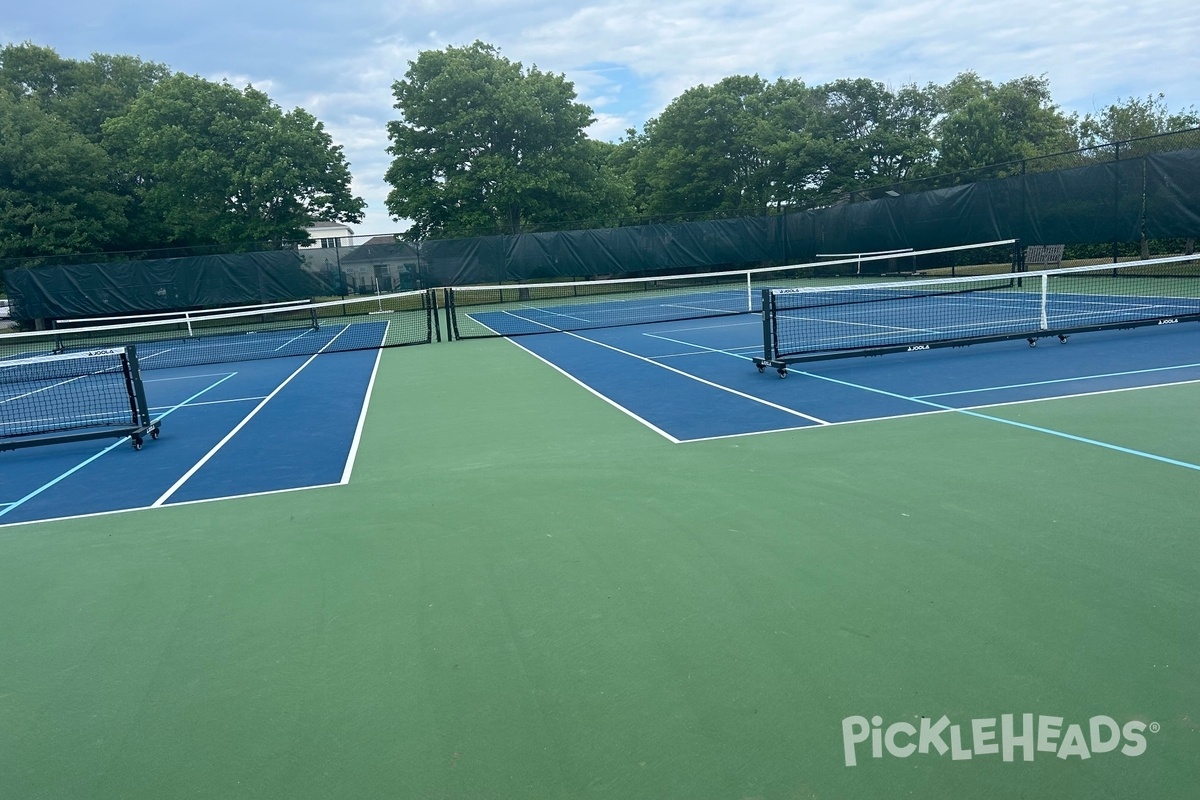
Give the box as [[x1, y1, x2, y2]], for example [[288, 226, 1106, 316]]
[[150, 428, 160, 440], [1027, 338, 1037, 347], [756, 363, 765, 373], [777, 367, 788, 378], [1058, 334, 1069, 343], [132, 436, 143, 451]]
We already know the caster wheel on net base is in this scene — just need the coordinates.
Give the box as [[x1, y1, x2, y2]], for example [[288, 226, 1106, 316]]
[[132, 437, 143, 451], [777, 367, 789, 378], [756, 364, 765, 373], [1058, 334, 1070, 344], [1027, 338, 1037, 347]]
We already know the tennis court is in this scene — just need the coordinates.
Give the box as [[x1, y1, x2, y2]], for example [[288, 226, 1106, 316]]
[[1, 251, 1198, 799]]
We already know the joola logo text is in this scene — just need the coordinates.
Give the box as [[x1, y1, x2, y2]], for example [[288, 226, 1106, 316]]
[[841, 714, 1156, 767]]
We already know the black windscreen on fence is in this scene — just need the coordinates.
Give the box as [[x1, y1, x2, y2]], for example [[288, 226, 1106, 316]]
[[5, 148, 1198, 325]]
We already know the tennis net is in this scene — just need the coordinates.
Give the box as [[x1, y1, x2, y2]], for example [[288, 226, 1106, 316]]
[[755, 252, 1200, 373], [0, 289, 438, 369], [0, 346, 158, 451], [53, 299, 314, 329], [443, 240, 1019, 339]]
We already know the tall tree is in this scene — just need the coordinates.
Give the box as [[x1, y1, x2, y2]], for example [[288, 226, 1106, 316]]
[[0, 91, 126, 260], [103, 73, 364, 247], [934, 73, 1077, 175], [814, 78, 939, 194], [384, 41, 628, 238], [0, 43, 169, 143], [1076, 94, 1200, 147], [628, 76, 820, 217]]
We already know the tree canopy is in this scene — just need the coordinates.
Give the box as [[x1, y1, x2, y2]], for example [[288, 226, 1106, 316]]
[[3, 38, 1198, 263], [0, 91, 126, 259], [103, 74, 364, 247], [0, 42, 363, 261], [384, 41, 628, 238]]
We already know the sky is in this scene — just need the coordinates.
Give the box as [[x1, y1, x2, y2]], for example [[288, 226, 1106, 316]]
[[4, 0, 1199, 237]]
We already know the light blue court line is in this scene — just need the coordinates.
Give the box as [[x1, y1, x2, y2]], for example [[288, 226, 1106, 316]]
[[0, 372, 238, 520], [797, 369, 1200, 473], [916, 361, 1200, 398], [640, 327, 1200, 470], [152, 324, 356, 507]]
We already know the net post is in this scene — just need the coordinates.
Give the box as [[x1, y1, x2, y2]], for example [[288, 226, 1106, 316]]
[[760, 288, 775, 360], [123, 345, 153, 428], [120, 347, 140, 425], [443, 288, 457, 341], [427, 289, 441, 343], [1039, 273, 1049, 330], [309, 307, 320, 330]]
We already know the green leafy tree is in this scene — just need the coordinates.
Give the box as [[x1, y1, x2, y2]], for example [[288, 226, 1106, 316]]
[[103, 73, 364, 247], [384, 41, 628, 238], [814, 78, 939, 194], [628, 76, 821, 217], [934, 73, 1078, 175], [0, 42, 169, 143], [0, 91, 127, 259], [1076, 93, 1200, 147]]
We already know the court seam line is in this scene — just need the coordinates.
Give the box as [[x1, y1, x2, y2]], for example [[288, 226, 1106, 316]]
[[0, 372, 238, 521], [151, 329, 353, 507]]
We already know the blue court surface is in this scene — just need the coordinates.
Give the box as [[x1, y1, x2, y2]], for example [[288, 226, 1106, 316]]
[[503, 314, 1200, 443], [0, 347, 382, 527]]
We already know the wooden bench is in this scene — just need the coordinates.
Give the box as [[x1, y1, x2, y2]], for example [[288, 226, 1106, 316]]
[[1023, 244, 1064, 269]]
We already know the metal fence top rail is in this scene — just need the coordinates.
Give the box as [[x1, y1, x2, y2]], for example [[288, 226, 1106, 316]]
[[766, 251, 1195, 297]]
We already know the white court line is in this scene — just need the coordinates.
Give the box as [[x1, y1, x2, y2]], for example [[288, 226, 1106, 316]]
[[341, 324, 387, 483], [547, 329, 828, 426], [774, 312, 935, 334], [151, 327, 353, 507], [148, 396, 266, 410], [275, 325, 319, 351], [0, 482, 343, 531], [504, 306, 593, 324], [0, 373, 238, 521], [505, 339, 682, 442], [467, 310, 827, 428], [794, 368, 1200, 472], [144, 372, 240, 383], [681, 381, 1200, 443], [638, 325, 1200, 465], [916, 361, 1200, 399]]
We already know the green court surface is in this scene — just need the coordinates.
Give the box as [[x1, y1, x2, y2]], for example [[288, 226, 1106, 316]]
[[1, 338, 1197, 799]]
